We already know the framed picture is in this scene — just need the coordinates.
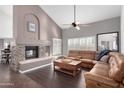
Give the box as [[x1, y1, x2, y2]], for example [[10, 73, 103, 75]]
[[97, 32, 119, 51], [28, 22, 36, 32]]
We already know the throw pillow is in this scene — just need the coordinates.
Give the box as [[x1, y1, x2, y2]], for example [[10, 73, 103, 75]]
[[96, 49, 111, 61], [100, 55, 110, 63]]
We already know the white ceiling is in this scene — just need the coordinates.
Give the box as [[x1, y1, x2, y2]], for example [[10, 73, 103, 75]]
[[40, 5, 121, 29]]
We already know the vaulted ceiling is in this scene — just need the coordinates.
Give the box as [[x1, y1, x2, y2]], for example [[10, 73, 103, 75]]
[[40, 5, 121, 29]]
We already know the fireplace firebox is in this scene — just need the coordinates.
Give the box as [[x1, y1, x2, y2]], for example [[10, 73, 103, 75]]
[[25, 46, 39, 59]]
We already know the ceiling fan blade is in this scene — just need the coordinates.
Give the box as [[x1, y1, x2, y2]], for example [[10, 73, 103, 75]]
[[62, 24, 71, 25], [62, 24, 72, 29], [79, 24, 90, 27]]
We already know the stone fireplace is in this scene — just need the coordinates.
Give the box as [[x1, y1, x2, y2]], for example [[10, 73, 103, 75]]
[[11, 41, 51, 72]]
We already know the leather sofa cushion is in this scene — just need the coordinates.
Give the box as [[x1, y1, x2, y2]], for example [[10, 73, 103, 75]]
[[109, 54, 124, 82], [68, 50, 79, 57], [94, 63, 109, 71], [79, 51, 96, 60], [109, 52, 121, 56], [92, 60, 99, 64], [90, 65, 109, 77], [81, 63, 94, 69], [80, 59, 95, 64], [84, 72, 119, 87]]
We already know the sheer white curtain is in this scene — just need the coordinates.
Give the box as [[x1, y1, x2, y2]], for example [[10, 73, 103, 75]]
[[53, 38, 62, 56], [68, 36, 96, 51]]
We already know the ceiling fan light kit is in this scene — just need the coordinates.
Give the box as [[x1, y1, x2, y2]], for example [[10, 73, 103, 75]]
[[72, 22, 80, 30]]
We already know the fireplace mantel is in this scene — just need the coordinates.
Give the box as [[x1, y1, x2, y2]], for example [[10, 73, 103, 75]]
[[16, 40, 51, 46]]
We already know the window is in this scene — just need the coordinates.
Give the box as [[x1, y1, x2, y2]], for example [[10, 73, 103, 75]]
[[68, 36, 96, 51], [53, 38, 62, 56]]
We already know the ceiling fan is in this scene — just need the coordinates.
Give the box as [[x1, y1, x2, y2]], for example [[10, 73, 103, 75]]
[[63, 5, 89, 30]]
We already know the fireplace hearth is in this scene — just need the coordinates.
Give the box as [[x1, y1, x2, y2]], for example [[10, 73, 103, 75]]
[[25, 46, 39, 59]]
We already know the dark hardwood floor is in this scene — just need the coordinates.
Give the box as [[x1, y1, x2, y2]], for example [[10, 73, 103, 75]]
[[25, 64, 90, 88], [0, 63, 90, 88], [0, 63, 42, 88]]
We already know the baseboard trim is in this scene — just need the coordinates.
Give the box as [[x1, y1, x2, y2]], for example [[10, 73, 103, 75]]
[[19, 63, 51, 73]]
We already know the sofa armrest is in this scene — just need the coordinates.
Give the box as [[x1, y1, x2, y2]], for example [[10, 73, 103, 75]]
[[84, 72, 119, 87]]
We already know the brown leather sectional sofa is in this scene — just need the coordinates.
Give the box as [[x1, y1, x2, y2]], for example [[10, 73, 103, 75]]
[[84, 52, 124, 88], [66, 50, 124, 88], [66, 50, 97, 68]]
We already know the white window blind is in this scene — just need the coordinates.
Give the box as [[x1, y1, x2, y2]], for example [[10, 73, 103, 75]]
[[68, 36, 96, 51], [53, 38, 62, 56]]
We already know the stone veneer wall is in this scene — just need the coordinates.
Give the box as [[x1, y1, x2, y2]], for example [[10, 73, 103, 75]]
[[11, 44, 50, 72], [11, 5, 62, 72]]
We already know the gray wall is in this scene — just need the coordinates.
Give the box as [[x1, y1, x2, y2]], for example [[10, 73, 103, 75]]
[[13, 5, 62, 44], [62, 17, 120, 55], [121, 6, 124, 54]]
